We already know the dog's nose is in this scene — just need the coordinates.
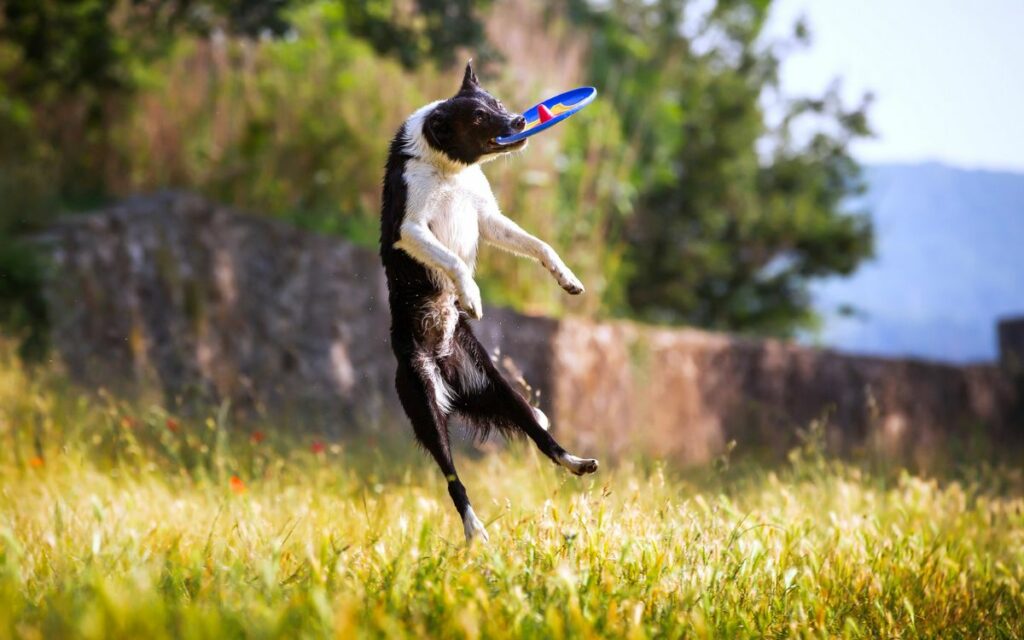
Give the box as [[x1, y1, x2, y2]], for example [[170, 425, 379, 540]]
[[511, 115, 526, 132]]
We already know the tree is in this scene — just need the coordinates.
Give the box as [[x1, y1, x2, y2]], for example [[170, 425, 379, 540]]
[[568, 0, 873, 335], [340, 0, 495, 69]]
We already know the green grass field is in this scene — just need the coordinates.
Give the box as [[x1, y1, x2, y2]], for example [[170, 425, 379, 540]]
[[1, 349, 1023, 638]]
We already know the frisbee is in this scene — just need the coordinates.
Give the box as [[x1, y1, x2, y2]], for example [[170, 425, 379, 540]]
[[495, 87, 597, 145]]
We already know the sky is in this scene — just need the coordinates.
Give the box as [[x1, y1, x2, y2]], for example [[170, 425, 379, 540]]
[[763, 0, 1024, 173]]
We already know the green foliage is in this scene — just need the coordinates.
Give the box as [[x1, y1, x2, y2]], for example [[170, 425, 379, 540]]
[[0, 0, 130, 205], [0, 40, 58, 360], [572, 0, 874, 335], [0, 0, 874, 338], [137, 0, 297, 38], [0, 240, 48, 361], [0, 0, 126, 94], [477, 88, 637, 316], [341, 0, 496, 69], [0, 349, 1022, 638], [114, 3, 459, 241]]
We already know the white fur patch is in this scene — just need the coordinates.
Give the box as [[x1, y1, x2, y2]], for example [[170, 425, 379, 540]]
[[399, 162, 485, 277], [557, 452, 599, 476], [532, 406, 550, 431], [454, 342, 489, 393], [418, 293, 459, 354], [414, 351, 454, 414], [462, 505, 489, 543]]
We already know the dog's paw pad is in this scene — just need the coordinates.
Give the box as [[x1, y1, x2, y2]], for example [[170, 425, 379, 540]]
[[560, 279, 585, 295]]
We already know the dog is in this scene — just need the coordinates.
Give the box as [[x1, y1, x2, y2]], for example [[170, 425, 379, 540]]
[[379, 62, 599, 543]]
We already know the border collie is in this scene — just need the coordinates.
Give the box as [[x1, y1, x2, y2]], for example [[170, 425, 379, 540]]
[[379, 62, 599, 543]]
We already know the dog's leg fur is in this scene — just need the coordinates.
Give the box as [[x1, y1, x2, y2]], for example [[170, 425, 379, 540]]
[[450, 320, 599, 476], [395, 218, 483, 319], [395, 362, 488, 542], [479, 205, 584, 295]]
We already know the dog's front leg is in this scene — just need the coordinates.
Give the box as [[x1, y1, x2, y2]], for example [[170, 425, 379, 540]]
[[395, 219, 482, 318], [479, 208, 584, 295]]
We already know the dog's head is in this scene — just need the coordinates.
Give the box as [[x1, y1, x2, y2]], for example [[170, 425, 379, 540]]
[[422, 61, 527, 166]]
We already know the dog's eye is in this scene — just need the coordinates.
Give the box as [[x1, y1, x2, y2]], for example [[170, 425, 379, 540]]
[[472, 109, 486, 124]]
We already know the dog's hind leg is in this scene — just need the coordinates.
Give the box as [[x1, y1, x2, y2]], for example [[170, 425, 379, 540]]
[[395, 362, 488, 543], [451, 321, 599, 476]]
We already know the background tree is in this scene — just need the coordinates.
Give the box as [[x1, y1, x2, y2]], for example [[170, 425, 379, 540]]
[[568, 0, 873, 335], [339, 0, 495, 69]]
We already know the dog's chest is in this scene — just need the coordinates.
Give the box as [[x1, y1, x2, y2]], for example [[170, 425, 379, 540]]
[[429, 185, 480, 268], [406, 164, 495, 270]]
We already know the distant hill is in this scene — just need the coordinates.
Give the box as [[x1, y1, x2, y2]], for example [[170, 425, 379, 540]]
[[810, 162, 1024, 363]]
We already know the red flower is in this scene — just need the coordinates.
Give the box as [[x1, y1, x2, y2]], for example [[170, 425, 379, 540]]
[[166, 418, 180, 433], [311, 441, 326, 455], [29, 456, 44, 468], [229, 475, 246, 494], [250, 431, 265, 444]]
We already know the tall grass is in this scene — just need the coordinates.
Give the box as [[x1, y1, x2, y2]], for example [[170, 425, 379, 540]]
[[1, 345, 1022, 638]]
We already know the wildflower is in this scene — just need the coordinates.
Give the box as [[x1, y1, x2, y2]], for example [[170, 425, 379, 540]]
[[166, 418, 180, 433], [120, 415, 137, 429], [29, 456, 45, 468], [229, 475, 246, 494], [311, 441, 326, 455], [250, 431, 265, 444]]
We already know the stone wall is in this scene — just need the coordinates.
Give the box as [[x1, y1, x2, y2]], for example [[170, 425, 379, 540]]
[[548, 319, 1015, 465], [40, 192, 396, 429], [38, 193, 1020, 464]]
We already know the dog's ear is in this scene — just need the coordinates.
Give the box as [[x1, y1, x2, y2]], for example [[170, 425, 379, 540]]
[[425, 106, 451, 145], [460, 60, 479, 93]]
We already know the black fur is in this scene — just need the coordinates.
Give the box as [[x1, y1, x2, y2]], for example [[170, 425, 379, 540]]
[[379, 63, 587, 539]]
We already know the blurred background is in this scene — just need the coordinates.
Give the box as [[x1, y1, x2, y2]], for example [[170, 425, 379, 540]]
[[3, 6, 1024, 635], [0, 0, 1021, 364]]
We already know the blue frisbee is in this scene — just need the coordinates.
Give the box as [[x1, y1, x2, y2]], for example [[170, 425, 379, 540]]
[[495, 86, 597, 145]]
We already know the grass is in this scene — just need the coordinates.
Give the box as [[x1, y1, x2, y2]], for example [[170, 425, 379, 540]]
[[1, 348, 1023, 638]]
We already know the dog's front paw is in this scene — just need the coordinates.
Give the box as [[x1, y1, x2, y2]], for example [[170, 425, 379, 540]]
[[457, 278, 484, 319], [557, 270, 585, 296], [541, 247, 585, 296]]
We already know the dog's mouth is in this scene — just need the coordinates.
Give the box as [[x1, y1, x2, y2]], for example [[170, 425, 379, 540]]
[[488, 137, 527, 152]]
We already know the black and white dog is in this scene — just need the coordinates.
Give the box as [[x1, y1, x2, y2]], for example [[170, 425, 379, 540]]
[[379, 62, 599, 543]]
